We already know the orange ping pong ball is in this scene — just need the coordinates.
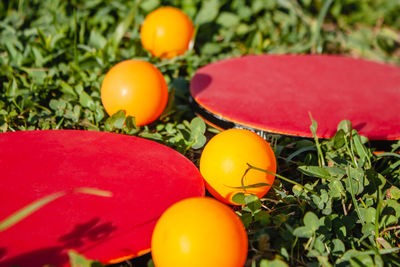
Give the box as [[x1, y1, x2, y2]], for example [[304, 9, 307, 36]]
[[200, 129, 277, 205], [100, 60, 168, 126], [151, 197, 248, 267], [140, 7, 194, 59]]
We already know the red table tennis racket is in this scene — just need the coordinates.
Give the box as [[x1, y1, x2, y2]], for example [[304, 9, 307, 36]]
[[190, 54, 400, 140], [0, 130, 204, 267]]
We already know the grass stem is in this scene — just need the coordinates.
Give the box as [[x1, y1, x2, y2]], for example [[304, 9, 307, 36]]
[[246, 163, 317, 195]]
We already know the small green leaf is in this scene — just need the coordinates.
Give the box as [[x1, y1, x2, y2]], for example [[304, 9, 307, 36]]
[[333, 129, 346, 148], [232, 192, 245, 205], [317, 256, 332, 267], [49, 99, 66, 113], [328, 180, 345, 199], [245, 194, 261, 212], [79, 91, 95, 110], [190, 117, 206, 135], [31, 70, 47, 85], [361, 222, 374, 237], [350, 254, 374, 267], [388, 186, 400, 200], [139, 132, 163, 142], [313, 237, 325, 254], [124, 116, 137, 131], [6, 78, 18, 98], [345, 167, 365, 195], [0, 122, 7, 133], [337, 120, 352, 133], [374, 254, 384, 267], [69, 250, 103, 267], [293, 226, 313, 238], [325, 167, 346, 178], [59, 81, 78, 97], [201, 43, 222, 55], [254, 210, 270, 225], [95, 107, 105, 123], [89, 30, 107, 50], [298, 166, 331, 179], [363, 207, 376, 224], [106, 110, 125, 129], [385, 199, 400, 218], [260, 258, 289, 267], [190, 117, 207, 149], [195, 0, 220, 25], [320, 189, 329, 203], [304, 211, 320, 231], [217, 12, 240, 27], [65, 105, 81, 123], [331, 239, 345, 256], [140, 0, 160, 12], [240, 212, 252, 228], [191, 135, 206, 149]]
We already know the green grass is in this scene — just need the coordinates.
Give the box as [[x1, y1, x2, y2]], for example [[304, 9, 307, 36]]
[[1, 0, 400, 266]]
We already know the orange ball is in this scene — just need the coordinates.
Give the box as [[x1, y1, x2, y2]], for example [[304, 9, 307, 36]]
[[151, 197, 248, 267], [140, 7, 194, 59], [200, 129, 276, 205], [100, 60, 168, 126]]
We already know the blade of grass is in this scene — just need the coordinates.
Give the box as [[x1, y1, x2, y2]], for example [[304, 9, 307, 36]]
[[246, 163, 317, 195], [73, 187, 113, 197], [309, 113, 325, 166], [312, 0, 334, 53], [73, 8, 78, 65], [374, 180, 383, 245], [346, 167, 365, 226], [344, 130, 358, 168], [352, 133, 371, 168], [375, 152, 400, 159], [227, 183, 271, 189], [0, 191, 65, 232], [286, 146, 316, 163], [112, 3, 137, 54], [0, 187, 112, 232]]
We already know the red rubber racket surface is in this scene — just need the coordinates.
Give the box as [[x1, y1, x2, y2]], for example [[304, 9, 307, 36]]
[[0, 130, 204, 267], [190, 55, 400, 140]]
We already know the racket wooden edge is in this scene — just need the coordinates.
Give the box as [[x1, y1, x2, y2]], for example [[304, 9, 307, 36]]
[[190, 97, 400, 151], [190, 96, 400, 143], [189, 96, 313, 141]]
